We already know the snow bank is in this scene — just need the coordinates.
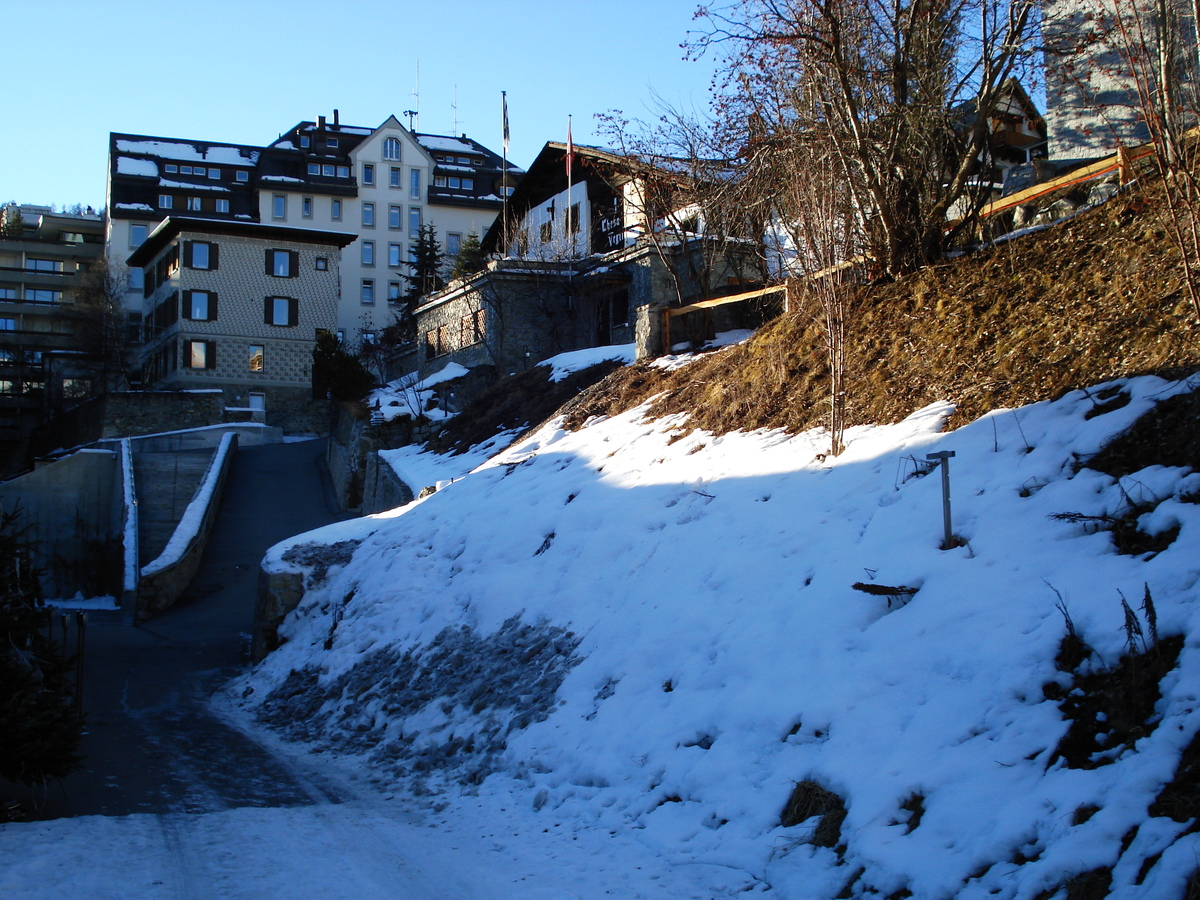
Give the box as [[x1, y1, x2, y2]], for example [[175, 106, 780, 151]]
[[233, 370, 1200, 897]]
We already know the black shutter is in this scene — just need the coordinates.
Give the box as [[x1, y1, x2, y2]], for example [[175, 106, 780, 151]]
[[205, 341, 217, 370], [183, 290, 192, 320], [288, 297, 299, 326], [289, 251, 299, 277], [264, 297, 272, 325], [209, 292, 218, 321], [184, 241, 193, 268], [265, 249, 273, 276], [209, 243, 219, 270]]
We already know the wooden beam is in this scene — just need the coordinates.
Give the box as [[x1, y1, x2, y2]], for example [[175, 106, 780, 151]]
[[668, 284, 786, 317]]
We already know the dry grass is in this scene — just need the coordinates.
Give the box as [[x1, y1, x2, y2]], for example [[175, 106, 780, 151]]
[[564, 177, 1200, 439]]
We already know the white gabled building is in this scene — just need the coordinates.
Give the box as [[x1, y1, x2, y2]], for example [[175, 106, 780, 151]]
[[106, 113, 519, 355]]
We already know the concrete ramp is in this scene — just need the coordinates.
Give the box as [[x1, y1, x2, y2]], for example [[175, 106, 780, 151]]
[[133, 448, 215, 567]]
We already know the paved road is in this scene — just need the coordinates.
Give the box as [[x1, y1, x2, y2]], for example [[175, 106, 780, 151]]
[[10, 438, 351, 821]]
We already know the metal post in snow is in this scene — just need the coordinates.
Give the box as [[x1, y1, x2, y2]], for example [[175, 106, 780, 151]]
[[926, 450, 956, 549]]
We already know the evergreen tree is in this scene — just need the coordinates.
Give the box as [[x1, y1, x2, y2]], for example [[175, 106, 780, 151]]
[[0, 507, 84, 786], [450, 231, 487, 281], [311, 331, 375, 401], [406, 224, 445, 302]]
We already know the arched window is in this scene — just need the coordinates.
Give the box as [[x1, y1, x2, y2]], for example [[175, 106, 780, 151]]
[[382, 137, 401, 161]]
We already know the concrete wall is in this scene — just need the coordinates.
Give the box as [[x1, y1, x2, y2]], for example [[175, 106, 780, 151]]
[[0, 449, 124, 599]]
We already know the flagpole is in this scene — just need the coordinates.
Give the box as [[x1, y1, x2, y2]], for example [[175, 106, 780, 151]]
[[566, 115, 573, 255], [501, 91, 510, 257]]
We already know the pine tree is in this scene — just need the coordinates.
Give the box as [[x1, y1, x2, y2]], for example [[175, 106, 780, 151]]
[[0, 507, 84, 786], [406, 224, 445, 302], [450, 231, 486, 281]]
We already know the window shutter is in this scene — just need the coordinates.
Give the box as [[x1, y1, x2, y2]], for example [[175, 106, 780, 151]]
[[265, 249, 273, 276], [264, 298, 272, 325], [184, 241, 193, 268], [205, 341, 217, 370], [289, 251, 299, 277], [209, 292, 218, 321], [209, 244, 219, 270], [288, 297, 299, 326]]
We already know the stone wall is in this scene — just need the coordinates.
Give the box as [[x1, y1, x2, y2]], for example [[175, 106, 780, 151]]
[[102, 391, 226, 438]]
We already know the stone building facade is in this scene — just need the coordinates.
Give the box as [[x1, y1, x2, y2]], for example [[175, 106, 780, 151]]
[[128, 218, 355, 416]]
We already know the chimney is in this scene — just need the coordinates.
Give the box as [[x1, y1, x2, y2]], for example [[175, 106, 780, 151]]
[[318, 115, 326, 130], [333, 109, 340, 126]]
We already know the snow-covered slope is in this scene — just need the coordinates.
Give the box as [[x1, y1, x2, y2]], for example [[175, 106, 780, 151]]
[[238, 364, 1200, 899]]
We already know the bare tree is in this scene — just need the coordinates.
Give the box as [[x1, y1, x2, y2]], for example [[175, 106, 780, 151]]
[[59, 256, 134, 393], [689, 0, 1040, 278]]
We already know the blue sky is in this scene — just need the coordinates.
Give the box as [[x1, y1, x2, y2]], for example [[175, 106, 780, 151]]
[[5, 0, 719, 211]]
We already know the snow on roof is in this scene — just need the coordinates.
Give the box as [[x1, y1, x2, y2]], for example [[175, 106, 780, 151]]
[[260, 175, 303, 182], [114, 202, 154, 212], [117, 157, 158, 177], [418, 135, 478, 153], [437, 164, 477, 173], [157, 179, 230, 192], [115, 139, 260, 165]]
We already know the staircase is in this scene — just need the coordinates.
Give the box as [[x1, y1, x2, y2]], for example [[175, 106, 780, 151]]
[[132, 448, 215, 568]]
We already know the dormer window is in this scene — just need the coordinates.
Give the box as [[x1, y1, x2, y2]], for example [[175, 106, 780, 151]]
[[300, 136, 310, 148], [326, 137, 339, 148], [383, 137, 401, 161]]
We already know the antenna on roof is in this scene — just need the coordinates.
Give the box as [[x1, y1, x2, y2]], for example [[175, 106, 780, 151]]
[[452, 84, 459, 135], [410, 59, 420, 132]]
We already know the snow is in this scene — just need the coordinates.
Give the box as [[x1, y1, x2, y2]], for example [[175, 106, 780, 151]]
[[114, 140, 259, 165], [116, 157, 158, 177], [140, 433, 235, 578], [114, 203, 153, 212], [544, 343, 636, 382], [156, 179, 230, 192], [6, 363, 1200, 899], [418, 135, 478, 153], [121, 438, 137, 593]]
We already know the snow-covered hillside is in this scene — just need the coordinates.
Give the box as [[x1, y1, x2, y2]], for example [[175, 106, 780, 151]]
[[235, 350, 1200, 899]]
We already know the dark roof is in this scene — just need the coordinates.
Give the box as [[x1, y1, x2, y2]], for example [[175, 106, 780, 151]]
[[128, 217, 357, 267]]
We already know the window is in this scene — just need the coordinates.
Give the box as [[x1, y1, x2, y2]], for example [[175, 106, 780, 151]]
[[236, 170, 249, 182], [130, 224, 148, 248], [315, 257, 328, 271], [388, 281, 401, 302], [159, 194, 173, 209], [129, 268, 144, 290], [331, 198, 342, 220], [362, 240, 375, 266], [383, 137, 401, 160], [165, 164, 178, 174], [0, 380, 15, 394], [361, 279, 374, 305], [336, 166, 350, 178], [248, 391, 266, 410], [569, 203, 580, 234], [0, 288, 15, 300], [265, 296, 298, 326], [302, 196, 313, 218], [0, 317, 14, 330], [390, 167, 401, 188], [410, 169, 421, 199], [26, 289, 62, 304], [308, 163, 320, 176], [388, 243, 402, 267], [181, 166, 192, 174], [185, 290, 217, 321], [193, 167, 206, 176], [272, 194, 286, 219], [462, 177, 474, 191], [187, 197, 202, 211], [185, 339, 216, 370], [448, 177, 461, 189], [409, 207, 421, 239], [322, 164, 335, 177], [362, 202, 375, 227], [434, 176, 447, 187], [216, 198, 230, 214], [388, 205, 401, 229], [326, 137, 339, 148], [64, 232, 84, 244], [456, 156, 470, 165], [300, 135, 311, 148], [361, 331, 376, 345], [208, 168, 220, 180], [460, 309, 486, 347], [447, 233, 462, 257], [266, 249, 297, 277], [27, 259, 64, 272], [363, 163, 375, 185], [540, 221, 553, 243], [186, 241, 217, 270]]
